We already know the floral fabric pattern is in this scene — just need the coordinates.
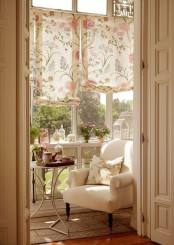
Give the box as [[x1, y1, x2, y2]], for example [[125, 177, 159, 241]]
[[30, 9, 134, 106], [81, 16, 134, 93], [30, 9, 81, 105], [85, 155, 123, 185]]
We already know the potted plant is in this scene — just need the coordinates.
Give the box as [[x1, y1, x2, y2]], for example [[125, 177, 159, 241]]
[[31, 143, 47, 164], [93, 125, 110, 142], [30, 126, 40, 144], [79, 124, 93, 143]]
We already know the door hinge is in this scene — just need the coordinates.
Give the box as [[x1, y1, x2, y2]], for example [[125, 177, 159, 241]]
[[141, 132, 145, 143], [141, 60, 145, 69], [141, 212, 145, 223]]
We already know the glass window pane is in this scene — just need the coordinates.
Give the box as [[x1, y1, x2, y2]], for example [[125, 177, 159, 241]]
[[77, 0, 107, 15], [32, 105, 72, 143], [77, 91, 106, 141], [112, 91, 133, 140], [32, 0, 72, 11]]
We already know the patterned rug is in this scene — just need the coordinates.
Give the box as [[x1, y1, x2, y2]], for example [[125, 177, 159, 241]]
[[30, 207, 135, 244]]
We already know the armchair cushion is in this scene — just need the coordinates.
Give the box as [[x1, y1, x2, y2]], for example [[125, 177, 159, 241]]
[[85, 155, 123, 185], [67, 168, 89, 187]]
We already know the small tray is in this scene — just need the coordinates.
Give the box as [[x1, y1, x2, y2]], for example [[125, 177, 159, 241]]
[[45, 160, 74, 167]]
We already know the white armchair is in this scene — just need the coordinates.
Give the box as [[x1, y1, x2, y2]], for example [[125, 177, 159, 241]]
[[63, 139, 133, 231]]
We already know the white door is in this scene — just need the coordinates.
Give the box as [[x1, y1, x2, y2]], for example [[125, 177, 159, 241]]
[[148, 0, 174, 244], [0, 0, 30, 244], [16, 0, 31, 244]]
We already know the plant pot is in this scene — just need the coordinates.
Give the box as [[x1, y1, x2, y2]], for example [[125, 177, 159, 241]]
[[97, 136, 104, 143], [30, 138, 35, 144], [35, 153, 43, 165], [83, 137, 90, 143]]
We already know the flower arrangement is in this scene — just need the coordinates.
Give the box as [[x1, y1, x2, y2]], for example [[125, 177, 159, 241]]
[[31, 143, 47, 162], [79, 124, 93, 143], [31, 143, 46, 154], [92, 125, 110, 142]]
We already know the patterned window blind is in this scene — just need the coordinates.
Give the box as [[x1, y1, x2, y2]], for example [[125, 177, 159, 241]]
[[30, 8, 134, 106]]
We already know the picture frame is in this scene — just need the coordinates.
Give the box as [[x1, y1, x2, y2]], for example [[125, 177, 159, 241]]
[[39, 128, 50, 144]]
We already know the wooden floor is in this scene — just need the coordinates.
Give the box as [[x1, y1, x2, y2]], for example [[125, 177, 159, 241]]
[[34, 232, 158, 245]]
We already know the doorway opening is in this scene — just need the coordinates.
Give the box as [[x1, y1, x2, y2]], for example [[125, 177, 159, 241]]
[[28, 0, 143, 242]]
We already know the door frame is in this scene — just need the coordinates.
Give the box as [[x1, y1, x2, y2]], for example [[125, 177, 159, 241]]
[[17, 0, 146, 242], [131, 0, 148, 237]]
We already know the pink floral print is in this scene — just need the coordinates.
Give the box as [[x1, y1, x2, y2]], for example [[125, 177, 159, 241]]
[[83, 19, 95, 29]]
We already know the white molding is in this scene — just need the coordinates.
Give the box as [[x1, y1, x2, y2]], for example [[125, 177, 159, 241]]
[[133, 0, 142, 236]]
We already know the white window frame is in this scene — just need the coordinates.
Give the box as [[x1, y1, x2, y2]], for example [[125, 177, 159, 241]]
[[31, 0, 113, 16]]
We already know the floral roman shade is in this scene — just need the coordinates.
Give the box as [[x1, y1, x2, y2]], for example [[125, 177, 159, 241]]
[[30, 9, 134, 106], [30, 9, 81, 106], [80, 16, 134, 93]]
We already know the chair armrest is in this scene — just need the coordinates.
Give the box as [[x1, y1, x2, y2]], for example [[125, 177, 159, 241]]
[[110, 172, 133, 208], [110, 172, 133, 190], [67, 168, 90, 187]]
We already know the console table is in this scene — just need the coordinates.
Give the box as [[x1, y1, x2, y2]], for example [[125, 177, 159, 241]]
[[47, 141, 102, 168]]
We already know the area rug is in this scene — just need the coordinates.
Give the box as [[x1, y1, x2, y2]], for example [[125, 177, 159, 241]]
[[30, 207, 135, 244]]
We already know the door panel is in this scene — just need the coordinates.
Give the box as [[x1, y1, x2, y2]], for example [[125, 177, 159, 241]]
[[0, 0, 17, 244], [148, 0, 174, 244]]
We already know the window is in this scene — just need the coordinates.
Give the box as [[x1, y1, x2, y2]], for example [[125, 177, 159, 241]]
[[112, 91, 133, 140], [32, 105, 72, 139], [32, 0, 108, 15], [30, 1, 134, 142], [77, 91, 106, 140], [30, 1, 134, 202], [32, 0, 134, 18], [32, 0, 73, 11], [77, 0, 107, 15]]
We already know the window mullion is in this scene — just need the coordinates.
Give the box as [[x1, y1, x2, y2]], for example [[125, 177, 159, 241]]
[[105, 93, 113, 139], [107, 0, 112, 17], [72, 105, 77, 139], [72, 0, 77, 12]]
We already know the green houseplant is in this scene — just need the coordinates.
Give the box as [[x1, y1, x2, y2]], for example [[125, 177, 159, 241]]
[[30, 126, 40, 144], [31, 143, 46, 164], [93, 125, 110, 142], [79, 124, 93, 143]]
